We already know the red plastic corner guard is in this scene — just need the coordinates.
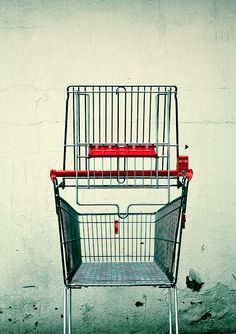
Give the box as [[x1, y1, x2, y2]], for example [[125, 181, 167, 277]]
[[50, 169, 57, 182], [177, 156, 193, 181]]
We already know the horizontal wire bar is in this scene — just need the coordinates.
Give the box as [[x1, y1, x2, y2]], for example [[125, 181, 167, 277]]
[[67, 90, 176, 94], [65, 143, 178, 147]]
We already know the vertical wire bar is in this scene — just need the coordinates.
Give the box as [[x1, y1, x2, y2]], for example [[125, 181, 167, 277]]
[[110, 158, 112, 188], [122, 218, 126, 262], [96, 215, 99, 262], [102, 158, 104, 188], [92, 86, 95, 143], [109, 215, 112, 262], [91, 215, 95, 262], [105, 86, 107, 143], [63, 91, 69, 172], [111, 86, 114, 143], [134, 158, 137, 187], [144, 214, 147, 261], [175, 89, 180, 160], [63, 287, 67, 334], [117, 90, 120, 143], [155, 93, 160, 189], [87, 94, 91, 188], [87, 215, 91, 262], [124, 89, 127, 143], [105, 215, 108, 262], [75, 92, 79, 203], [114, 215, 117, 262], [121, 217, 123, 262], [99, 86, 101, 143], [101, 216, 104, 262], [152, 214, 155, 260], [77, 88, 81, 171], [72, 87, 76, 169], [142, 157, 144, 187], [136, 214, 138, 262], [132, 214, 134, 262], [117, 157, 120, 188], [68, 288, 72, 334], [118, 217, 121, 262], [136, 87, 139, 143], [140, 213, 143, 261], [82, 216, 86, 262], [167, 91, 172, 203], [84, 87, 87, 171], [142, 86, 146, 143], [168, 289, 173, 334], [130, 86, 133, 142], [126, 158, 128, 187], [150, 158, 153, 187], [149, 215, 152, 261], [174, 287, 179, 334], [127, 214, 130, 263], [93, 158, 96, 188], [148, 86, 152, 143], [162, 87, 167, 170]]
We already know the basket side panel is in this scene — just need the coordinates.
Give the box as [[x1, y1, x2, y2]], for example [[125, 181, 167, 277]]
[[59, 200, 82, 279], [154, 197, 182, 281]]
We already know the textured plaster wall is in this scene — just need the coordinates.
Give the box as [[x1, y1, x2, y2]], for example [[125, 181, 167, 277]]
[[0, 1, 236, 333]]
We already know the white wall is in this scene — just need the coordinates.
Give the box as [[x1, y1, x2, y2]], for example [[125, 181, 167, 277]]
[[0, 1, 236, 333]]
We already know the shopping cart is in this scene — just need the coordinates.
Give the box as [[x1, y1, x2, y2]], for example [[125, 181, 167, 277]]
[[50, 85, 193, 334]]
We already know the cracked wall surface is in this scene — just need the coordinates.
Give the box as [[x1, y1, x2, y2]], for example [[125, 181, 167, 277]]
[[0, 1, 236, 333]]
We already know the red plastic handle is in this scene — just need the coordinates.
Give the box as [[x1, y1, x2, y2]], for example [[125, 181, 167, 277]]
[[89, 144, 157, 158], [114, 220, 119, 235]]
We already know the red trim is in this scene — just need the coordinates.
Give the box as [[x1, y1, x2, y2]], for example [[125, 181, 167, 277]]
[[177, 155, 193, 180], [181, 213, 186, 228], [177, 156, 189, 172], [50, 169, 57, 181], [50, 168, 193, 180], [114, 220, 119, 235], [50, 155, 193, 182], [89, 144, 157, 158]]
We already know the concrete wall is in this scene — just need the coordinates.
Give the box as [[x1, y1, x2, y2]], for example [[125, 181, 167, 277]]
[[0, 0, 236, 333]]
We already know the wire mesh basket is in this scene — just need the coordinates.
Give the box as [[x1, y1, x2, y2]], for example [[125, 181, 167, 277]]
[[56, 189, 187, 288]]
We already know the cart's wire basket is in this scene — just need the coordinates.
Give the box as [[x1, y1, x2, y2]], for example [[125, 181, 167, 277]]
[[62, 85, 182, 190], [56, 186, 187, 287]]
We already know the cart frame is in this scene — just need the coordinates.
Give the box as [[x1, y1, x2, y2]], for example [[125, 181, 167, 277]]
[[50, 85, 193, 334]]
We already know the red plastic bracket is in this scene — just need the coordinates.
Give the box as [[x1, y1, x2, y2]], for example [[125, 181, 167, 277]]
[[89, 145, 157, 158], [114, 220, 119, 235], [177, 156, 193, 181], [181, 213, 186, 228], [50, 169, 57, 182]]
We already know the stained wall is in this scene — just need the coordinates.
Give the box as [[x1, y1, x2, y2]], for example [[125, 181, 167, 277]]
[[0, 1, 236, 333]]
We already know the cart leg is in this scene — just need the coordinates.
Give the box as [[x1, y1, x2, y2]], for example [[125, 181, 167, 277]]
[[174, 287, 179, 334], [64, 287, 72, 334], [64, 287, 67, 334], [68, 288, 72, 334], [168, 288, 173, 334]]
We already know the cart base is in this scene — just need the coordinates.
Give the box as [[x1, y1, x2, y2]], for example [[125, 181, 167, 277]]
[[68, 262, 172, 287]]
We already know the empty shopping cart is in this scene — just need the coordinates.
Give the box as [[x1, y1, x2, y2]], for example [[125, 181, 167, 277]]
[[50, 85, 193, 334]]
